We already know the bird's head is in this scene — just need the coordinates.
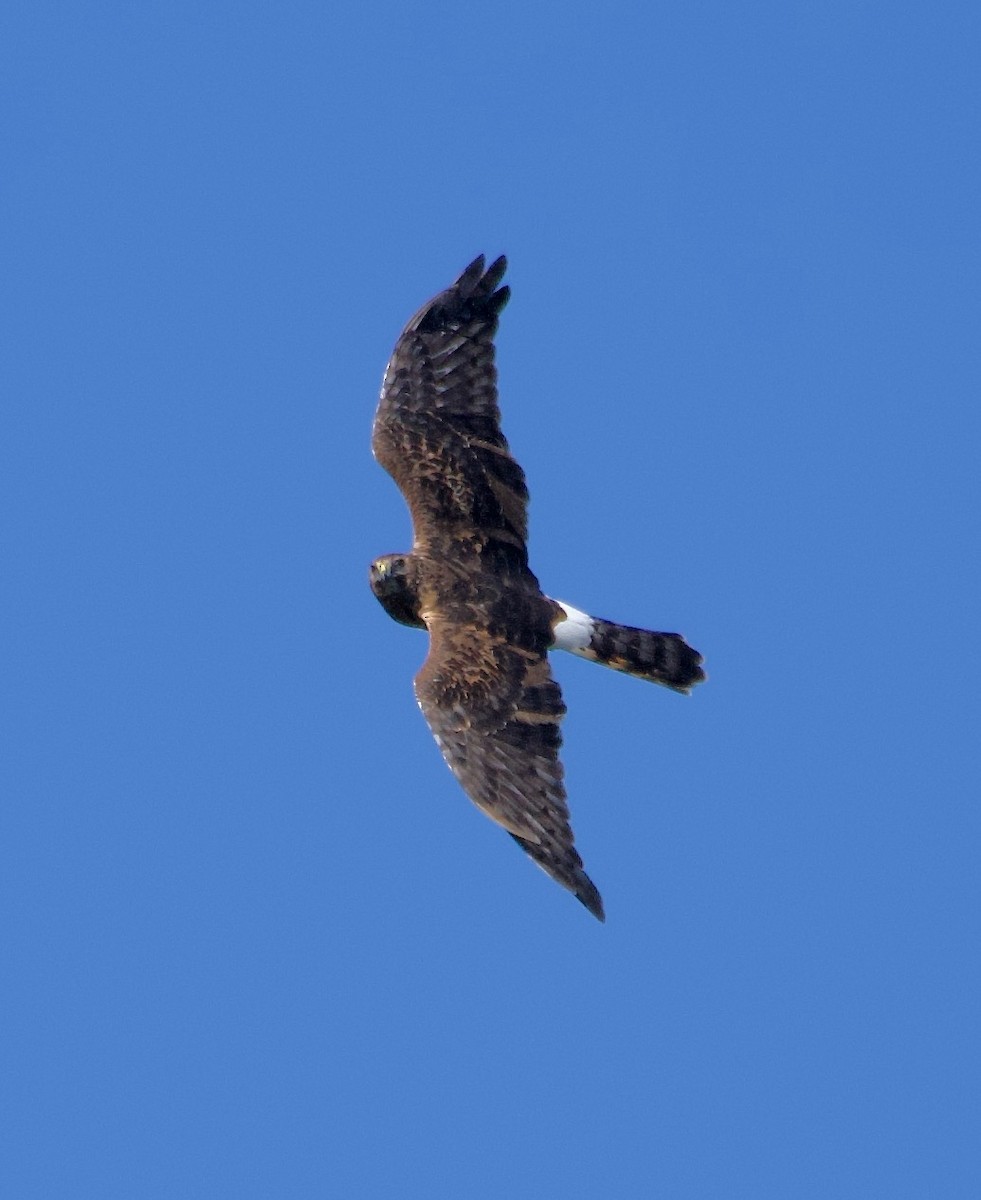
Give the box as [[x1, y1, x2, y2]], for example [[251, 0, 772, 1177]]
[[369, 554, 424, 629]]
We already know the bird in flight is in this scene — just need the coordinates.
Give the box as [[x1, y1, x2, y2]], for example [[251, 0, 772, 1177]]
[[370, 255, 704, 920]]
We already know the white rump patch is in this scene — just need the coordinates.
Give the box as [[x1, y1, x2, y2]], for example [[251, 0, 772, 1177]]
[[550, 601, 595, 654]]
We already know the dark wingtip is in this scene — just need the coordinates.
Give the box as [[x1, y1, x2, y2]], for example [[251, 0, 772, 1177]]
[[411, 255, 510, 333], [482, 254, 508, 292], [454, 254, 486, 291], [577, 874, 606, 922], [508, 832, 606, 922], [454, 254, 507, 297], [477, 254, 509, 316], [490, 283, 510, 315]]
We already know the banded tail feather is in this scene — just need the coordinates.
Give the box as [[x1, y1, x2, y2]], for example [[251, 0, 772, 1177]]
[[550, 601, 705, 694]]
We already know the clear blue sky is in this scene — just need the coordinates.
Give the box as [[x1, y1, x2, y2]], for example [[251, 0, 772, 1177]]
[[3, 2, 979, 1196]]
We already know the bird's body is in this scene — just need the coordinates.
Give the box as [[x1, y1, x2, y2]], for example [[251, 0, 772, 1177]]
[[371, 256, 704, 920]]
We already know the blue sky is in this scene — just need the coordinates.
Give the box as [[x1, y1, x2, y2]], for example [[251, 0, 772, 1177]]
[[3, 2, 979, 1196]]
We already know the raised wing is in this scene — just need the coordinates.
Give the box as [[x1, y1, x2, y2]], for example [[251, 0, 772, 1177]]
[[414, 613, 605, 922], [372, 255, 530, 560]]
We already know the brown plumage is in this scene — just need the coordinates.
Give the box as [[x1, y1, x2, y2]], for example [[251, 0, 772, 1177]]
[[371, 255, 704, 921]]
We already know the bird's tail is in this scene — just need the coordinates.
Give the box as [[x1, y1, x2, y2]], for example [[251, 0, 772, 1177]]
[[550, 601, 706, 694]]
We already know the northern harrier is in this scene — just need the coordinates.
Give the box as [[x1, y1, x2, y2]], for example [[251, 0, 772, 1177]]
[[370, 255, 704, 920]]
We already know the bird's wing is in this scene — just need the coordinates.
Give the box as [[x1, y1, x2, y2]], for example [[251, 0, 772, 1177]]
[[372, 255, 530, 560], [414, 609, 604, 921]]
